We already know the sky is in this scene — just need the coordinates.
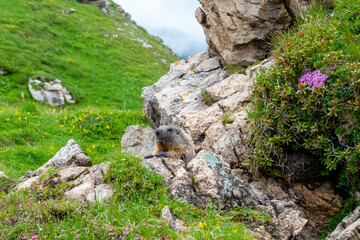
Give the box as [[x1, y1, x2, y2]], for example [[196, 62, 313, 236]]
[[113, 0, 207, 58]]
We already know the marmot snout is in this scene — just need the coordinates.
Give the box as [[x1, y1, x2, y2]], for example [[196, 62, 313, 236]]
[[145, 125, 196, 166]]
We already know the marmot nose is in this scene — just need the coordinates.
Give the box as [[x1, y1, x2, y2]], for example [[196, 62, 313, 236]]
[[155, 130, 160, 136]]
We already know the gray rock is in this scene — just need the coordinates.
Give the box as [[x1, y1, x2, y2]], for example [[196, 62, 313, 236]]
[[116, 6, 125, 15], [28, 78, 76, 106], [15, 176, 40, 190], [161, 206, 186, 232], [76, 0, 110, 12], [142, 53, 274, 166], [196, 0, 292, 66], [121, 126, 155, 158], [327, 206, 360, 240], [17, 140, 113, 203], [0, 171, 8, 178], [122, 122, 344, 239], [19, 139, 92, 181]]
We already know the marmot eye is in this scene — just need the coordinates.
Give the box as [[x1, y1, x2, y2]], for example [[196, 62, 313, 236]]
[[168, 128, 172, 132]]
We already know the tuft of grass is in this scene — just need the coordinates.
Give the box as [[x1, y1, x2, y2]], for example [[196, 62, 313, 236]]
[[201, 90, 218, 106], [226, 64, 246, 75], [221, 111, 235, 125]]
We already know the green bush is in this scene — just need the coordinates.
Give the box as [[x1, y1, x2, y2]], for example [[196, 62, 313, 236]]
[[248, 0, 360, 191]]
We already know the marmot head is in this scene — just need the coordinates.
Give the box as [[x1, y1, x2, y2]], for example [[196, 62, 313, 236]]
[[155, 125, 184, 144]]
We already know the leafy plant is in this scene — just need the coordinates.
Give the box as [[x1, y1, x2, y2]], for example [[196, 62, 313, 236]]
[[201, 90, 217, 106], [248, 0, 360, 192]]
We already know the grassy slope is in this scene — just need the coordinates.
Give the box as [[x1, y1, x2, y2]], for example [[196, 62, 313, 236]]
[[0, 0, 177, 178], [0, 0, 178, 109], [0, 0, 266, 239]]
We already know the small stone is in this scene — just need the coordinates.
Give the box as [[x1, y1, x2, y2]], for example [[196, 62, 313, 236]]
[[161, 206, 186, 232], [0, 171, 8, 178]]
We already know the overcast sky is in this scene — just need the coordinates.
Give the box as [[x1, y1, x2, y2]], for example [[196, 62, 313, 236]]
[[113, 0, 207, 58]]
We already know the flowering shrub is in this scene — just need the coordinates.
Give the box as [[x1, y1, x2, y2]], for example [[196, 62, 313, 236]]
[[248, 0, 360, 192], [298, 68, 329, 88]]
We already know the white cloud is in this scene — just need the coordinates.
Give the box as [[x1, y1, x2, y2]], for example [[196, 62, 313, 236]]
[[113, 0, 207, 58]]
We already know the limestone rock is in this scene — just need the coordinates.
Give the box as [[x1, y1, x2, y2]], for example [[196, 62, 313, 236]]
[[116, 6, 125, 15], [121, 125, 156, 158], [161, 206, 186, 232], [142, 53, 274, 166], [19, 139, 92, 181], [121, 127, 309, 239], [327, 206, 360, 240], [196, 0, 292, 66], [76, 0, 109, 13], [28, 78, 76, 106], [15, 176, 40, 190], [17, 140, 113, 203], [0, 171, 8, 178]]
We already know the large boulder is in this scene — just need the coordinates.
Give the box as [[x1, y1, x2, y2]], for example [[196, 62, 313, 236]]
[[122, 126, 310, 239], [28, 78, 76, 106], [195, 0, 292, 66], [142, 52, 274, 167], [138, 53, 344, 238], [16, 139, 114, 203]]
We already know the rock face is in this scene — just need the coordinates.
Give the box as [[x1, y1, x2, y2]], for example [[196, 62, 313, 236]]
[[28, 78, 76, 106], [121, 125, 156, 158], [16, 139, 114, 203], [76, 0, 109, 13], [142, 52, 274, 168], [137, 53, 344, 239], [195, 0, 292, 66], [122, 126, 315, 239], [327, 206, 360, 240]]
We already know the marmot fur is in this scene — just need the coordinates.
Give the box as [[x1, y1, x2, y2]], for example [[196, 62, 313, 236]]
[[145, 125, 196, 165]]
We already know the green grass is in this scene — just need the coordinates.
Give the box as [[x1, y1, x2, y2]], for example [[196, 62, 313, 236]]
[[0, 153, 264, 240], [0, 102, 151, 178], [0, 0, 269, 239], [0, 0, 178, 109]]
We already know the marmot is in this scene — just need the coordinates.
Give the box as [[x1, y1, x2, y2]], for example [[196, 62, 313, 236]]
[[145, 125, 196, 165]]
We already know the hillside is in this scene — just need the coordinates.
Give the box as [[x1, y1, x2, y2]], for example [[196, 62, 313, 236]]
[[2, 0, 360, 239], [0, 0, 177, 178], [0, 1, 264, 239], [0, 0, 178, 109]]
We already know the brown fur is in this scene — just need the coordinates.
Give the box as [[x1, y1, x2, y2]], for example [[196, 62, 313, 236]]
[[151, 125, 195, 165]]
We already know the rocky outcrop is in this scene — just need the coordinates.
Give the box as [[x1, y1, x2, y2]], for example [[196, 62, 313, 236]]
[[137, 53, 344, 238], [76, 0, 109, 13], [16, 139, 114, 203], [327, 206, 360, 240], [28, 78, 76, 106], [122, 126, 310, 239], [195, 0, 292, 66], [142, 52, 274, 167]]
